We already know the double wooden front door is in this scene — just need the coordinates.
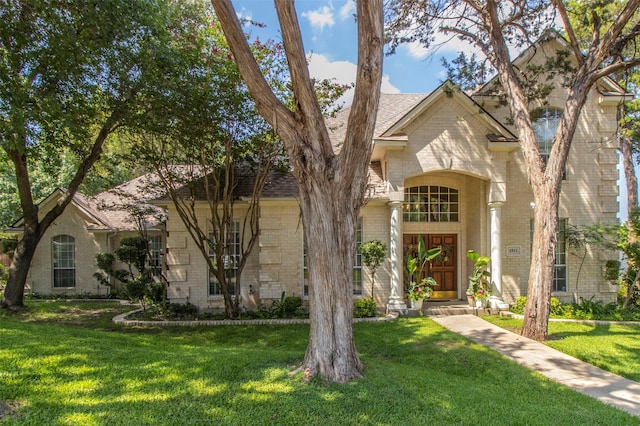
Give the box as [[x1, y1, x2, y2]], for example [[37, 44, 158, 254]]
[[403, 234, 457, 299]]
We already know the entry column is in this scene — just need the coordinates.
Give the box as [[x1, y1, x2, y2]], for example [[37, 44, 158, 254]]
[[387, 200, 407, 313], [489, 202, 503, 298]]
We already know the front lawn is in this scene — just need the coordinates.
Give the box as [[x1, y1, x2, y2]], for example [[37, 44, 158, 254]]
[[1, 302, 638, 425], [484, 316, 640, 382]]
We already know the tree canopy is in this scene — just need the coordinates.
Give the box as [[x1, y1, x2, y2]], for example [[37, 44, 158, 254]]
[[0, 0, 224, 308]]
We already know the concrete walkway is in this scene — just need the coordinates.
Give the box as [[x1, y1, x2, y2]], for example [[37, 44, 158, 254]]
[[432, 314, 640, 418]]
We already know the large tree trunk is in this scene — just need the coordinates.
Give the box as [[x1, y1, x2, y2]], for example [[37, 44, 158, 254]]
[[2, 233, 41, 309], [621, 134, 638, 219], [300, 174, 363, 381], [620, 132, 638, 308], [212, 0, 382, 382], [521, 186, 559, 340]]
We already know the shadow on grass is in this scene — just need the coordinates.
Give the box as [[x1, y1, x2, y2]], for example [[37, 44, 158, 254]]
[[1, 313, 638, 425]]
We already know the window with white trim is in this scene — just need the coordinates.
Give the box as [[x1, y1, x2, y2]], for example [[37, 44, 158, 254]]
[[208, 222, 239, 296], [52, 235, 76, 288], [148, 235, 163, 275], [303, 218, 363, 296], [532, 107, 562, 165], [530, 218, 567, 292]]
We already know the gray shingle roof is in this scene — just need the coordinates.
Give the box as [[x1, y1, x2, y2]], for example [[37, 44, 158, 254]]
[[327, 93, 427, 149]]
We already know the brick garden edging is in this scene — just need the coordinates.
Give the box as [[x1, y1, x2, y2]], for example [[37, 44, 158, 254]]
[[113, 309, 399, 327]]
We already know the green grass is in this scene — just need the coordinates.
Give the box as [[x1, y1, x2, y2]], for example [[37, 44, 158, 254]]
[[1, 302, 638, 425], [484, 316, 640, 383]]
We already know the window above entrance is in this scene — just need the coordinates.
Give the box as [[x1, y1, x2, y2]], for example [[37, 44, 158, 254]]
[[403, 186, 459, 222]]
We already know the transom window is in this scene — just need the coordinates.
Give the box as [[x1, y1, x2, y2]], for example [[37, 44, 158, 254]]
[[208, 222, 239, 296], [52, 235, 76, 288], [403, 186, 459, 222]]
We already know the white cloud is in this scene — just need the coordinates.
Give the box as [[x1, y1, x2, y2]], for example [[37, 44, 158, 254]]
[[307, 53, 399, 106], [403, 32, 480, 60], [302, 6, 335, 31], [339, 1, 356, 20]]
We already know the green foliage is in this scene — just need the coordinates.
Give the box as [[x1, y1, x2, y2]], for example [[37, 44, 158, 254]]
[[359, 239, 387, 295], [0, 263, 8, 285], [265, 292, 304, 319], [550, 296, 563, 316], [93, 253, 116, 287], [405, 236, 441, 300], [95, 236, 164, 310], [115, 236, 149, 274], [0, 237, 17, 257], [510, 296, 564, 316], [510, 295, 640, 321], [466, 250, 491, 296], [605, 259, 621, 281], [510, 296, 528, 314], [162, 302, 199, 320], [354, 297, 378, 318], [441, 52, 489, 91]]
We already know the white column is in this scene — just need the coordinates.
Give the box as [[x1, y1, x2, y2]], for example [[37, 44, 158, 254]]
[[489, 202, 503, 298], [387, 200, 407, 312]]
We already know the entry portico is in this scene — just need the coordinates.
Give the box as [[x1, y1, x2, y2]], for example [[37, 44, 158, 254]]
[[374, 83, 517, 311]]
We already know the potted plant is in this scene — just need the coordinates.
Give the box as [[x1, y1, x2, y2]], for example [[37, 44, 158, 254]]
[[405, 236, 441, 310], [466, 250, 491, 307]]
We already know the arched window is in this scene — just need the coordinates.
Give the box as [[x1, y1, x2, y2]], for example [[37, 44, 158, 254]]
[[531, 107, 563, 164], [403, 186, 459, 222], [52, 235, 76, 288]]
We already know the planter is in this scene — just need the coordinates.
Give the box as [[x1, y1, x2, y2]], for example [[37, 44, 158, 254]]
[[475, 299, 488, 308], [410, 298, 424, 310], [466, 295, 475, 307]]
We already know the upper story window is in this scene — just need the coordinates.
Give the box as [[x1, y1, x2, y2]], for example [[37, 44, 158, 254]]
[[52, 235, 75, 288], [403, 186, 459, 222], [531, 107, 563, 164]]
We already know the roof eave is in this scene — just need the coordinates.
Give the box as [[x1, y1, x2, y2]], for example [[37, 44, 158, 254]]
[[599, 93, 634, 106]]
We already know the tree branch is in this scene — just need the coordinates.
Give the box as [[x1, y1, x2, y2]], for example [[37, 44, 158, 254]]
[[339, 1, 384, 181], [552, 0, 584, 66], [212, 0, 297, 142], [274, 0, 332, 158]]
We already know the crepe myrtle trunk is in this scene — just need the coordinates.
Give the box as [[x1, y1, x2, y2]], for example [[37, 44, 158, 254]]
[[300, 179, 363, 382], [522, 187, 559, 340]]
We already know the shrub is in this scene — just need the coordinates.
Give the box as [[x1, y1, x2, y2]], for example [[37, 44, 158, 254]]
[[510, 296, 563, 316], [510, 296, 527, 314], [165, 302, 199, 319], [550, 297, 564, 316], [283, 296, 303, 317], [0, 238, 17, 257], [354, 297, 377, 318], [604, 259, 620, 281]]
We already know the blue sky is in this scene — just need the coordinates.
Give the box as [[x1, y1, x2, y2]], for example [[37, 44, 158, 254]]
[[232, 0, 478, 104]]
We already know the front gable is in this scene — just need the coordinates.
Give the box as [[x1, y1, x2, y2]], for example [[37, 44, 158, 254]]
[[379, 83, 518, 183], [8, 189, 112, 233]]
